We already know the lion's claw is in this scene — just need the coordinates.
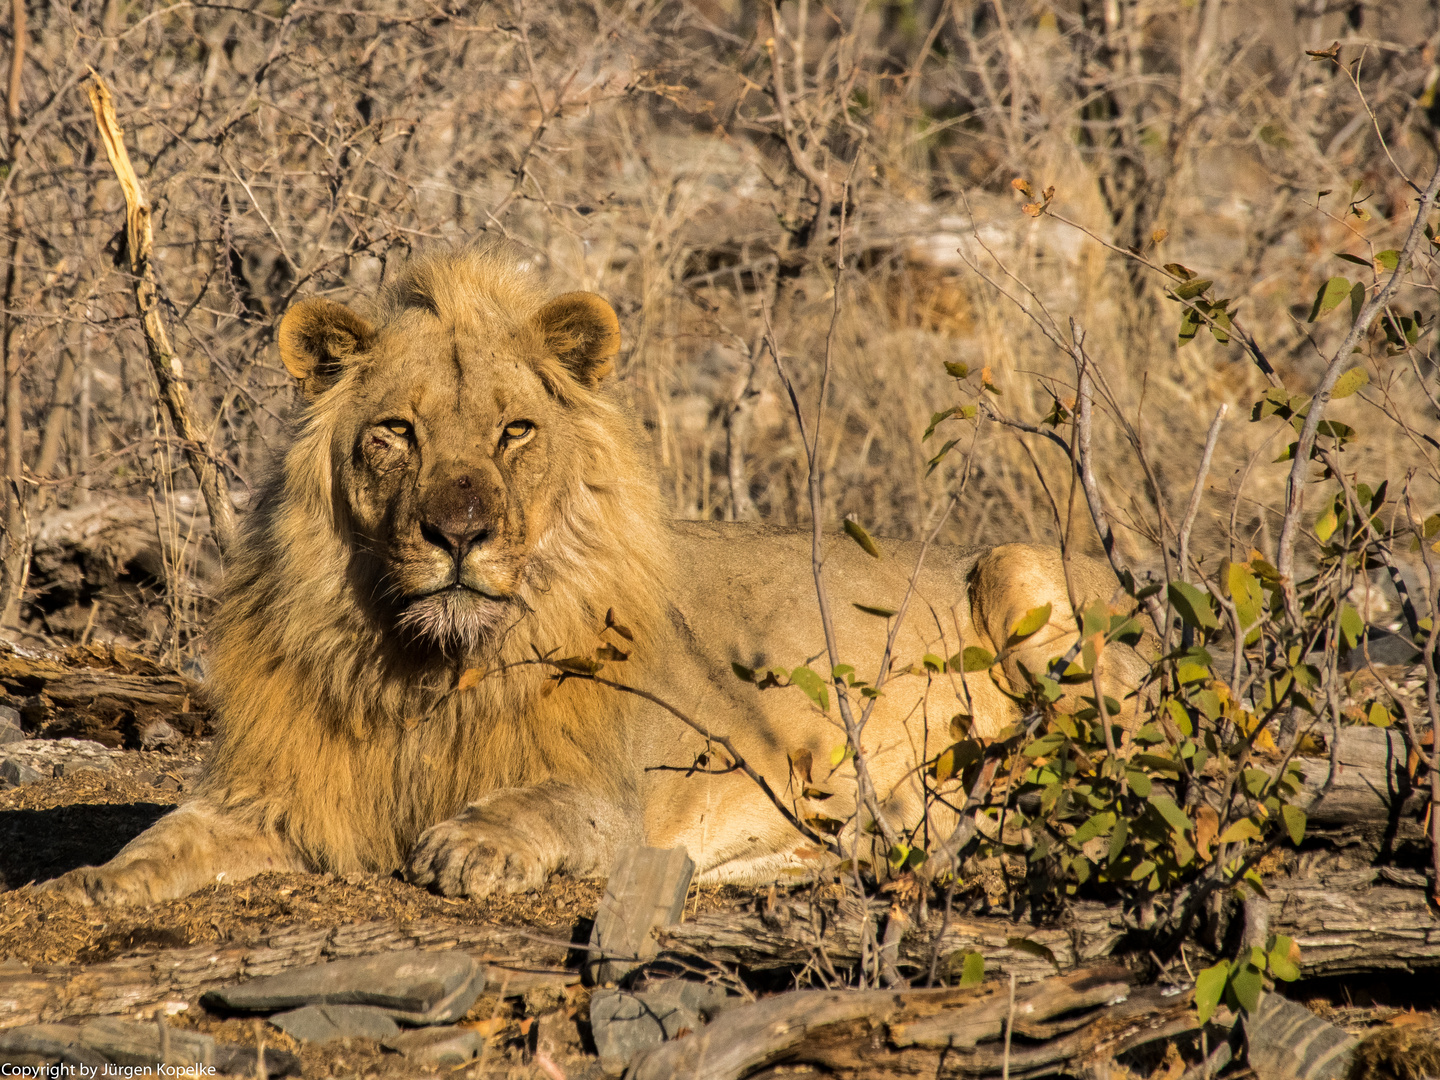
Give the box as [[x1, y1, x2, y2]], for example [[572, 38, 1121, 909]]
[[404, 816, 549, 897]]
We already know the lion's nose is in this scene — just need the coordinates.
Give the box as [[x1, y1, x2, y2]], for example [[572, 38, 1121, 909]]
[[420, 519, 490, 561]]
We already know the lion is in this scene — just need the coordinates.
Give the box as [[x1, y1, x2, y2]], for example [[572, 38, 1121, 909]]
[[38, 243, 1150, 906]]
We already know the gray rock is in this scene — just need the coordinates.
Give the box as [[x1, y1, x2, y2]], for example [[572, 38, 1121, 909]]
[[0, 703, 21, 727], [140, 719, 180, 751], [0, 715, 24, 744], [78, 1016, 217, 1067], [203, 948, 485, 1024], [271, 1003, 400, 1044], [590, 987, 701, 1075], [633, 978, 735, 1021], [211, 1043, 302, 1078], [586, 845, 695, 985], [0, 1024, 108, 1067], [382, 1026, 483, 1066], [0, 756, 43, 785], [57, 757, 111, 778]]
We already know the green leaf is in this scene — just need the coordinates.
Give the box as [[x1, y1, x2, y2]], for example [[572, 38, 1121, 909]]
[[958, 950, 985, 986], [1195, 962, 1228, 1025], [1309, 276, 1352, 321], [926, 439, 960, 475], [1149, 794, 1193, 836], [1229, 961, 1264, 1013], [924, 407, 959, 440], [1334, 252, 1370, 266], [843, 518, 883, 559], [1070, 811, 1117, 846], [1218, 817, 1263, 845], [1168, 581, 1219, 630], [1375, 249, 1400, 271], [960, 647, 995, 673], [1010, 603, 1052, 641], [943, 361, 970, 378], [788, 666, 830, 712], [1125, 769, 1153, 797], [1339, 603, 1363, 650], [1349, 279, 1366, 323], [1330, 366, 1369, 399], [854, 603, 898, 618], [1177, 304, 1200, 347], [1172, 278, 1213, 301], [1163, 262, 1196, 281], [1005, 937, 1059, 970], [1314, 507, 1338, 543], [1281, 804, 1306, 846], [1268, 935, 1301, 982], [732, 662, 756, 683]]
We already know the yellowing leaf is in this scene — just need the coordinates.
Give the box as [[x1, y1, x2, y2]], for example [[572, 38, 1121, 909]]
[[1218, 817, 1263, 845], [1330, 366, 1369, 399], [1194, 962, 1229, 1025], [1010, 603, 1052, 641], [1309, 276, 1352, 321], [1281, 804, 1306, 846], [456, 667, 484, 691], [958, 647, 995, 673], [843, 518, 883, 559]]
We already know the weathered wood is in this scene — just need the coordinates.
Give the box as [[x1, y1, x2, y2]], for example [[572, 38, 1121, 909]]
[[625, 966, 1191, 1080], [1297, 727, 1423, 831], [587, 845, 695, 985], [0, 641, 206, 745], [0, 919, 566, 1028], [658, 870, 1440, 984]]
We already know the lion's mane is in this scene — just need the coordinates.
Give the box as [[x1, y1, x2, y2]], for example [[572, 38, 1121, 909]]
[[197, 246, 673, 874]]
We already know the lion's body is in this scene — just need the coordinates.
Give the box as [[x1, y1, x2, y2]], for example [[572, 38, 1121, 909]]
[[41, 246, 1148, 906]]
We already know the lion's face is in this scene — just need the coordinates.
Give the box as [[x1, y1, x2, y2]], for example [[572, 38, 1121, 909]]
[[276, 272, 622, 653]]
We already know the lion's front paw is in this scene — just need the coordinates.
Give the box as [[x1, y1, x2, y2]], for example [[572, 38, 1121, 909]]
[[31, 863, 163, 907], [403, 816, 550, 897]]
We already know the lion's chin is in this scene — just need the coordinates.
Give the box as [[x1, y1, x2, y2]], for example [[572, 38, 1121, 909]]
[[396, 590, 511, 653]]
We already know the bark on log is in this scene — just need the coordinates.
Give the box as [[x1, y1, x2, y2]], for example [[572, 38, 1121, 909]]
[[658, 869, 1439, 984], [0, 919, 570, 1028], [2, 870, 1432, 1031], [0, 641, 206, 745], [626, 967, 1195, 1080]]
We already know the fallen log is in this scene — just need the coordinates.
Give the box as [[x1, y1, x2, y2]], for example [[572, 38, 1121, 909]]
[[0, 640, 207, 746], [658, 869, 1439, 984], [625, 966, 1194, 1080], [0, 918, 569, 1028]]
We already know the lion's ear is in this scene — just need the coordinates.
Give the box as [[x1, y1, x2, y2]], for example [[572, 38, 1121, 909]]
[[535, 292, 621, 387], [277, 298, 374, 396]]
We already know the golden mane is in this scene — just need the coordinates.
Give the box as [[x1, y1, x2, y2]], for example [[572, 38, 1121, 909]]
[[197, 245, 673, 874]]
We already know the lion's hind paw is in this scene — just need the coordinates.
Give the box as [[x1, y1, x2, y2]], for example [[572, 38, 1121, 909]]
[[403, 817, 549, 898]]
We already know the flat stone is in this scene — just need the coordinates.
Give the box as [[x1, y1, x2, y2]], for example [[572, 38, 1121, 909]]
[[0, 1024, 108, 1067], [271, 1003, 400, 1044], [590, 987, 701, 1076], [203, 947, 485, 1024], [586, 845, 695, 985], [0, 756, 43, 785], [0, 703, 21, 727], [211, 1042, 302, 1078], [0, 718, 24, 745], [57, 757, 112, 778], [382, 1026, 483, 1066], [140, 719, 180, 750], [78, 1016, 217, 1067], [633, 978, 735, 1021]]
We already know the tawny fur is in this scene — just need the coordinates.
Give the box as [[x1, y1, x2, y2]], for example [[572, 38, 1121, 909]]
[[201, 246, 671, 875]]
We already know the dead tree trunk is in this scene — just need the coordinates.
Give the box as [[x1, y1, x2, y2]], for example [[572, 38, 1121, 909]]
[[83, 76, 237, 560]]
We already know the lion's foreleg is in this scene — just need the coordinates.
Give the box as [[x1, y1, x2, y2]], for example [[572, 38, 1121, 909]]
[[34, 800, 304, 906], [403, 781, 642, 897]]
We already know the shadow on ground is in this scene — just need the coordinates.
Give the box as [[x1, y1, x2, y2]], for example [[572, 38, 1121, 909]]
[[0, 802, 171, 890]]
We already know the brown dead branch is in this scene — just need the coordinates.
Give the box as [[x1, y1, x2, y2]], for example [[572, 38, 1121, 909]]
[[82, 75, 237, 559]]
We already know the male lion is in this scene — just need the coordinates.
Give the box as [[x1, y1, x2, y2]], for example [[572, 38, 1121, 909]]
[[40, 244, 1147, 906]]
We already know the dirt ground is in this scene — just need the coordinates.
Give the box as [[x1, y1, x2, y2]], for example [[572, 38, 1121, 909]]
[[0, 733, 776, 1078]]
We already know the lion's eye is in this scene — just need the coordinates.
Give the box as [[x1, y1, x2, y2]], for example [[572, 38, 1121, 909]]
[[502, 420, 535, 442], [383, 420, 412, 437]]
